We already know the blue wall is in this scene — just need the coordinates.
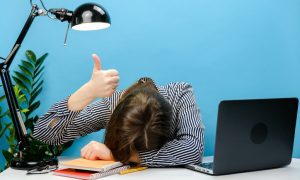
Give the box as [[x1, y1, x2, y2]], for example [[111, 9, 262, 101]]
[[1, 0, 300, 168]]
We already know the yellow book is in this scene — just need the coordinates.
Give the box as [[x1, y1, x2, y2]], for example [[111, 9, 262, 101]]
[[59, 158, 123, 172]]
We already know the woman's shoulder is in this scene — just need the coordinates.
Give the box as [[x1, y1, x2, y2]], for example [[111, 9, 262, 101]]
[[160, 82, 193, 93], [158, 82, 195, 103]]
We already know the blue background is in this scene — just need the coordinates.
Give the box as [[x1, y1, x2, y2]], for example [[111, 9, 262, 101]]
[[0, 0, 300, 168]]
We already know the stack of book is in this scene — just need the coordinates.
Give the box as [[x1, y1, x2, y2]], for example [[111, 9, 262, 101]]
[[53, 158, 130, 179]]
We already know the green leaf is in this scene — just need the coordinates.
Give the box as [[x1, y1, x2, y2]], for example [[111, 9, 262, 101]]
[[15, 85, 24, 97], [21, 108, 29, 113], [32, 75, 43, 88], [18, 94, 26, 99], [28, 101, 40, 116], [33, 115, 39, 124], [2, 150, 13, 163], [17, 94, 27, 103], [5, 132, 16, 146], [32, 80, 43, 94], [36, 53, 48, 68], [25, 50, 36, 63], [12, 84, 28, 106], [18, 64, 33, 77], [13, 84, 21, 94], [23, 95, 29, 107], [34, 66, 44, 78], [21, 60, 34, 70], [0, 123, 12, 137], [0, 113, 6, 119], [14, 71, 31, 85], [1, 110, 10, 119], [0, 94, 5, 102], [12, 76, 29, 93], [25, 117, 34, 132], [34, 61, 43, 74], [30, 87, 42, 105]]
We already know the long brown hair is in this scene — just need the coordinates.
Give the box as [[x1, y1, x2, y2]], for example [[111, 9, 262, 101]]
[[104, 78, 172, 164]]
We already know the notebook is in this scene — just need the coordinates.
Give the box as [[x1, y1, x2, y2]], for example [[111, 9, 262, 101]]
[[59, 158, 123, 172], [53, 166, 130, 180]]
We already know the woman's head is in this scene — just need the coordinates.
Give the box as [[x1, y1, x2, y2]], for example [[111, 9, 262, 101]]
[[104, 78, 172, 164]]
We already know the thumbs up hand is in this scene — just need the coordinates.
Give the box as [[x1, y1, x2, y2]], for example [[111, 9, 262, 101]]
[[88, 54, 119, 98]]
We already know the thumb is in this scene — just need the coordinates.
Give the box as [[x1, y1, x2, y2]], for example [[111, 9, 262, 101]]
[[92, 54, 101, 71]]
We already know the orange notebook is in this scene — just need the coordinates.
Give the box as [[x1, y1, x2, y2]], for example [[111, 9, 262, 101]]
[[59, 158, 123, 172], [53, 166, 130, 180]]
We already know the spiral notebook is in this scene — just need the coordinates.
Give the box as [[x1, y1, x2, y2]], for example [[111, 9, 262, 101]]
[[53, 166, 130, 180]]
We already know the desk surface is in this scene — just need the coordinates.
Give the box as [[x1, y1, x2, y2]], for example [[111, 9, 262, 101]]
[[1, 158, 300, 180]]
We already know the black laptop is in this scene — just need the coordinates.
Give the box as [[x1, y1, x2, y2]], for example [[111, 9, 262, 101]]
[[186, 98, 298, 175]]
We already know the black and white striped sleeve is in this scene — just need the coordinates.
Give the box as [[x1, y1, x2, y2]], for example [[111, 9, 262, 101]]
[[139, 83, 205, 167], [33, 96, 111, 145]]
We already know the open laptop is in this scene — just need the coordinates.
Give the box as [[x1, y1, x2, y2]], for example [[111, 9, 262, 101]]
[[186, 98, 298, 175]]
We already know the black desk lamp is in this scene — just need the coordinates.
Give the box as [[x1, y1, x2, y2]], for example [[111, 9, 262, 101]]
[[0, 1, 110, 170]]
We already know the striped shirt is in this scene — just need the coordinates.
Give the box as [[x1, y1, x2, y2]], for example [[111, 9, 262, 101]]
[[33, 81, 205, 167]]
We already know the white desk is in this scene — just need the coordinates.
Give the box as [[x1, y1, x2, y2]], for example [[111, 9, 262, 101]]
[[1, 158, 300, 180]]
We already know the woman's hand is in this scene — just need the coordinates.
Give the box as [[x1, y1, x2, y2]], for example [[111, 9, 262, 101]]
[[87, 54, 119, 98], [129, 151, 141, 164], [80, 141, 114, 160], [68, 54, 119, 111]]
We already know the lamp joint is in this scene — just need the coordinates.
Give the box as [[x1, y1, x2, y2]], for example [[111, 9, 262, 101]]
[[49, 8, 73, 22]]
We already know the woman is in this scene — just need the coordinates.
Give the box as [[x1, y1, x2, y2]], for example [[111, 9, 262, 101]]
[[33, 54, 205, 167]]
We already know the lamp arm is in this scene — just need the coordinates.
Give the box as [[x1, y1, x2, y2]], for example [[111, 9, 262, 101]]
[[4, 5, 39, 69], [0, 4, 40, 150]]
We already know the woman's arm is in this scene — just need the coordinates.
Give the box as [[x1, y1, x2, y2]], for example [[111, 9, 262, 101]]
[[33, 54, 119, 145], [68, 54, 119, 111], [138, 83, 205, 167]]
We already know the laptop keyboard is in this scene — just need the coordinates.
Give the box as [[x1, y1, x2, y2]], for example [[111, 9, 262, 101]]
[[199, 162, 214, 170]]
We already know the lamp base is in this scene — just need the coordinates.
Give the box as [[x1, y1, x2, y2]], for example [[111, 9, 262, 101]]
[[10, 156, 58, 170]]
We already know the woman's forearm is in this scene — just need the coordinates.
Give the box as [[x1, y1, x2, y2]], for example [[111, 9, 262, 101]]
[[68, 82, 96, 111]]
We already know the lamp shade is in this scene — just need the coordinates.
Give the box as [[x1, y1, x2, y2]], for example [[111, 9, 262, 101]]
[[71, 3, 111, 31]]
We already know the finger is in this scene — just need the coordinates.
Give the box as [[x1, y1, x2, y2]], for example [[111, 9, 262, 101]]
[[80, 145, 88, 157], [108, 76, 120, 84], [106, 69, 119, 77], [89, 151, 98, 160], [84, 148, 93, 160], [107, 83, 118, 91], [92, 54, 101, 72], [82, 142, 93, 158], [87, 149, 96, 160], [112, 86, 117, 91], [112, 84, 118, 90], [81, 148, 89, 158]]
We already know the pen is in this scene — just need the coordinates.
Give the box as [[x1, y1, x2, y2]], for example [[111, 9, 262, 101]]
[[119, 166, 148, 175]]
